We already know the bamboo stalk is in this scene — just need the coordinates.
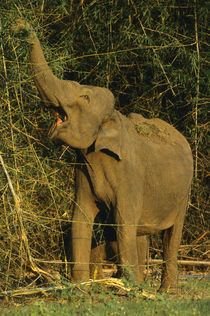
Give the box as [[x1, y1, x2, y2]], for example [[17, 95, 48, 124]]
[[31, 257, 210, 267], [194, 0, 200, 180]]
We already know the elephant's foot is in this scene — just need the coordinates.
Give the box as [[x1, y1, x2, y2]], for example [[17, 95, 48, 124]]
[[159, 270, 179, 294], [158, 282, 179, 295], [72, 268, 90, 283]]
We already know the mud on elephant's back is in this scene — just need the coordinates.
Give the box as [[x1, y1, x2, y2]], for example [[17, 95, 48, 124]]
[[128, 112, 188, 146]]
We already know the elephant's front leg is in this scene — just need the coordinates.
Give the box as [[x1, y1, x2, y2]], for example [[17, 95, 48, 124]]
[[71, 169, 98, 282], [116, 206, 141, 284], [137, 235, 148, 282]]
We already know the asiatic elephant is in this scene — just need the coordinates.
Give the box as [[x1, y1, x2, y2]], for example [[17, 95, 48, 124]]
[[16, 20, 193, 292]]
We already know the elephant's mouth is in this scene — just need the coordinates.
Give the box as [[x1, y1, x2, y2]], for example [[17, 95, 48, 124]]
[[48, 107, 67, 137]]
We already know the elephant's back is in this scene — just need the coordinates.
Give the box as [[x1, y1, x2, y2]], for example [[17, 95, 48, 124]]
[[127, 112, 191, 153]]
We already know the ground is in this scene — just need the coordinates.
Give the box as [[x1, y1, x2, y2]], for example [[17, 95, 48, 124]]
[[0, 276, 209, 316]]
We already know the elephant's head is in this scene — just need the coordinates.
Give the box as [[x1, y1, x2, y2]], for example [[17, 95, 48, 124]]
[[16, 20, 122, 157], [47, 80, 115, 150]]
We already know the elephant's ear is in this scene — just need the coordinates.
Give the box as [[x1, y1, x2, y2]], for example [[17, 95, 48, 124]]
[[95, 110, 122, 160]]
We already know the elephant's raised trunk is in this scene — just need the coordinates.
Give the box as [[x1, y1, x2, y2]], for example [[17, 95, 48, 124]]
[[16, 20, 67, 107], [29, 33, 61, 107]]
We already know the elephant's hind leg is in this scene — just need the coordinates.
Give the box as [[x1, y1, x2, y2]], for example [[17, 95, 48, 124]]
[[159, 200, 187, 293]]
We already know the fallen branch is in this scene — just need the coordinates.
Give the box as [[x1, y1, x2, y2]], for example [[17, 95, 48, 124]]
[[149, 259, 210, 266], [0, 278, 155, 299]]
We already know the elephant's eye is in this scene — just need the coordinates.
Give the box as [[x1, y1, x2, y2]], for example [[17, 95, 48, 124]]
[[80, 95, 90, 103]]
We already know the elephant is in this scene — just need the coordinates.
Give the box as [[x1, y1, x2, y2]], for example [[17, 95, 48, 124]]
[[16, 20, 193, 292]]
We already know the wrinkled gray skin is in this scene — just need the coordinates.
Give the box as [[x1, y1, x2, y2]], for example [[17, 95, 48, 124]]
[[17, 21, 193, 292]]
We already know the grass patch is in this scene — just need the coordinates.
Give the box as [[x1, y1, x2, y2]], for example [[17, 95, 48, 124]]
[[1, 299, 209, 316], [0, 278, 209, 316]]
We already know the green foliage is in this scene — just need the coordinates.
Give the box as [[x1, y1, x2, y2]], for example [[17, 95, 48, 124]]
[[0, 0, 208, 291]]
